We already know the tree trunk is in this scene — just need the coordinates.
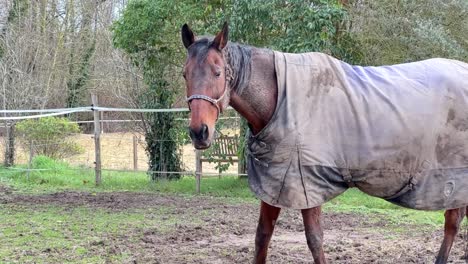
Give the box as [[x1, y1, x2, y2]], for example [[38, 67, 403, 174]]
[[66, 0, 98, 109]]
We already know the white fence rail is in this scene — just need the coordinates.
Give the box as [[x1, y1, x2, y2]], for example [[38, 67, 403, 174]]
[[0, 96, 243, 191]]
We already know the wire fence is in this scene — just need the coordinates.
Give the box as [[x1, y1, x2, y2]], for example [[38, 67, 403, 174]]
[[0, 134, 239, 172], [0, 101, 244, 188]]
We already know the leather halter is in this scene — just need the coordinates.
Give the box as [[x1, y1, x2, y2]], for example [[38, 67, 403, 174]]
[[185, 69, 230, 120]]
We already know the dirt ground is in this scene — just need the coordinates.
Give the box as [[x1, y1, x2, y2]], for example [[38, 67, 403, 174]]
[[1, 188, 467, 263]]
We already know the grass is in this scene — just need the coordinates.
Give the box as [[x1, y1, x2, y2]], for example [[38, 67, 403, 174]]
[[0, 156, 452, 263], [0, 156, 253, 199], [0, 203, 186, 263], [0, 156, 445, 227], [324, 189, 445, 227]]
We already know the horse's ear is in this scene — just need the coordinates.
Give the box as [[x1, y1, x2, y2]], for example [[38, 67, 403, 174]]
[[212, 22, 228, 51], [181, 24, 195, 49]]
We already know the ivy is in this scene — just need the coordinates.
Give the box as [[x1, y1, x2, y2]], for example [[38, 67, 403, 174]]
[[113, 0, 205, 180]]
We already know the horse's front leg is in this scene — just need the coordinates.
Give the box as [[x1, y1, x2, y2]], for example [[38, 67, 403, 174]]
[[254, 201, 281, 264], [435, 207, 466, 264], [302, 206, 326, 264]]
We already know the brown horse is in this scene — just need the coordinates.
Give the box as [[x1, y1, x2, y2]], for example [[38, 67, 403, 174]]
[[181, 22, 468, 264]]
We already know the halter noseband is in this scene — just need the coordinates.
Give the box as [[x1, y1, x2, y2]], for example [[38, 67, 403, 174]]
[[186, 86, 228, 119]]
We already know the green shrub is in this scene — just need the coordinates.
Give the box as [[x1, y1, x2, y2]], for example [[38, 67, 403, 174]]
[[31, 155, 69, 169], [16, 117, 84, 159]]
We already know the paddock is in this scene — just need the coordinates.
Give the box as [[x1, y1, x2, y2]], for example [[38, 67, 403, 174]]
[[0, 106, 467, 263], [0, 179, 467, 263]]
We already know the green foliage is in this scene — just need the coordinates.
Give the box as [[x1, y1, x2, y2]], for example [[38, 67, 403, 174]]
[[214, 0, 363, 63], [113, 0, 205, 180], [16, 117, 83, 159], [137, 79, 185, 180], [113, 1, 201, 56], [348, 0, 468, 65]]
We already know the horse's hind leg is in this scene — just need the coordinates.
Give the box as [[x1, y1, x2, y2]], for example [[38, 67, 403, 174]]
[[302, 206, 326, 264], [435, 207, 466, 264], [254, 201, 281, 264]]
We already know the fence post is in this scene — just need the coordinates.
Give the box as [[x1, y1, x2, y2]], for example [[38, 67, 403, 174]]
[[27, 140, 33, 181], [3, 122, 15, 167], [133, 135, 138, 171], [92, 94, 102, 186], [100, 111, 105, 134], [195, 149, 202, 193]]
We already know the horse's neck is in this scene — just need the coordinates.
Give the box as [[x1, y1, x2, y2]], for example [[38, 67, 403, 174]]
[[229, 48, 277, 134]]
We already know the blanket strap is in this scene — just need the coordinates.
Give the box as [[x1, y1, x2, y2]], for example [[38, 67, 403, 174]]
[[342, 169, 355, 187], [384, 177, 415, 200]]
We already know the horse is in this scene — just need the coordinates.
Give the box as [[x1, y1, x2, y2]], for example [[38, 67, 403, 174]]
[[181, 22, 468, 264]]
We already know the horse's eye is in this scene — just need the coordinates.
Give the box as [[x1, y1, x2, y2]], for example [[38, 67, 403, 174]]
[[215, 71, 221, 78], [182, 73, 186, 79]]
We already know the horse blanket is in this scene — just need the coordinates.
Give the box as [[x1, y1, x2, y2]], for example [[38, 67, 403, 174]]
[[247, 51, 468, 210]]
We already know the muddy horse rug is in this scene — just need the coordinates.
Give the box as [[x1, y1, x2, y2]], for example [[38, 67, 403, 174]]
[[247, 51, 468, 210]]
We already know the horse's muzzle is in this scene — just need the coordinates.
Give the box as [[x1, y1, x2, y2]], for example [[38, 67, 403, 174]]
[[189, 124, 211, 149]]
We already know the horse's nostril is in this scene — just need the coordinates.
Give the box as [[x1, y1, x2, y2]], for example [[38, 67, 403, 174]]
[[201, 124, 209, 141], [189, 127, 196, 141], [189, 124, 209, 142]]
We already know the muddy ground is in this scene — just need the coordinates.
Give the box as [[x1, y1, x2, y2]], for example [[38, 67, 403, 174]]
[[1, 188, 467, 263]]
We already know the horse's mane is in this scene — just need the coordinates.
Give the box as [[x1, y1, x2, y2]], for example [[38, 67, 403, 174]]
[[224, 42, 252, 95], [188, 37, 253, 95]]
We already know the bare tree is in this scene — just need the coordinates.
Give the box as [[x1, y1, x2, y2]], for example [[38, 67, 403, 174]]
[[0, 0, 145, 166]]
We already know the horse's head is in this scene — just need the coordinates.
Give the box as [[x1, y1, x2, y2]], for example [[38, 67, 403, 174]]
[[181, 23, 230, 149]]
